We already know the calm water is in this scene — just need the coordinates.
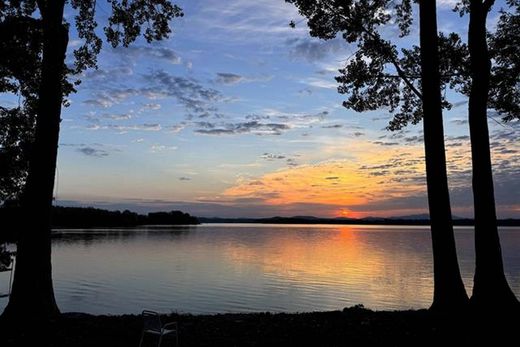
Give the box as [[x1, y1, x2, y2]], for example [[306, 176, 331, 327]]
[[1, 224, 519, 314]]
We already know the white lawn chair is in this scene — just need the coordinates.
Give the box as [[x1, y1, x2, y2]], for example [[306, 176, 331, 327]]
[[139, 310, 179, 347]]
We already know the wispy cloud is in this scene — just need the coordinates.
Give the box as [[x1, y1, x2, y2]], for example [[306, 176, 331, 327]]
[[84, 66, 133, 81], [87, 123, 162, 132], [83, 88, 139, 108], [287, 37, 347, 62], [77, 146, 109, 157], [150, 144, 177, 153], [261, 153, 286, 160], [60, 143, 112, 157], [193, 0, 304, 42], [143, 70, 226, 118], [112, 45, 182, 65], [214, 72, 273, 85], [195, 121, 289, 136], [215, 73, 245, 85], [300, 77, 337, 89], [192, 109, 327, 136]]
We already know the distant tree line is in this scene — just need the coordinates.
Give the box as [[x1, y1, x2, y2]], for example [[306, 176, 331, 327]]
[[0, 206, 198, 240], [198, 216, 520, 226]]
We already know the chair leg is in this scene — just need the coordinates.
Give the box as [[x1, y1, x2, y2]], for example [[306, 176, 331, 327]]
[[176, 332, 179, 347], [138, 332, 145, 347], [157, 334, 163, 347]]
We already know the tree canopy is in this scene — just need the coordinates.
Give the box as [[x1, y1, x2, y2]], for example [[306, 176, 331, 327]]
[[0, 0, 183, 204], [286, 0, 519, 129]]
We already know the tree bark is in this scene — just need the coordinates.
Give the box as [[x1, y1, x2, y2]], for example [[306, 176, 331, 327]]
[[1, 0, 67, 321], [467, 0, 519, 309], [419, 0, 469, 311]]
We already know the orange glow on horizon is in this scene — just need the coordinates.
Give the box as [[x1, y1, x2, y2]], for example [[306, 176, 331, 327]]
[[222, 143, 427, 218], [336, 208, 363, 219]]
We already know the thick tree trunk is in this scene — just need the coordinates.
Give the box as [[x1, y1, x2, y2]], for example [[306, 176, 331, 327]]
[[1, 1, 68, 321], [467, 0, 519, 309], [419, 0, 469, 311]]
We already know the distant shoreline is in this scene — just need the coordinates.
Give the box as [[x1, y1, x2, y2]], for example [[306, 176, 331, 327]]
[[197, 216, 520, 227], [1, 206, 519, 242]]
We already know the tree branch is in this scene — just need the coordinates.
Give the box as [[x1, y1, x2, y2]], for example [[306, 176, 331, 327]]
[[386, 52, 423, 98], [321, 1, 423, 98], [483, 0, 496, 13], [0, 15, 41, 30], [36, 0, 47, 18]]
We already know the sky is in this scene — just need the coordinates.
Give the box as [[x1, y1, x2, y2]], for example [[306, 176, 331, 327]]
[[4, 0, 518, 218]]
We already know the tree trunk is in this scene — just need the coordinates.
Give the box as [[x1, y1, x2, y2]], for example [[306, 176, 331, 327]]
[[418, 0, 469, 311], [1, 0, 68, 322], [467, 0, 519, 309]]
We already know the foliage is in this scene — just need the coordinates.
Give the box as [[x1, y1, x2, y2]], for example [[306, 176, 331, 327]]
[[0, 14, 42, 203], [0, 0, 183, 203], [488, 1, 520, 122], [287, 0, 518, 129], [286, 0, 453, 130]]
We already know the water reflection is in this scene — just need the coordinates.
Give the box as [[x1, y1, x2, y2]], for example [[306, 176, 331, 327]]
[[1, 224, 519, 314]]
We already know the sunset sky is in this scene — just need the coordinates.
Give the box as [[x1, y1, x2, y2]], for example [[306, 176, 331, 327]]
[[4, 0, 518, 218]]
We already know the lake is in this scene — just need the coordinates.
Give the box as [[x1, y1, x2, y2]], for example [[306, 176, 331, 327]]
[[1, 224, 519, 314]]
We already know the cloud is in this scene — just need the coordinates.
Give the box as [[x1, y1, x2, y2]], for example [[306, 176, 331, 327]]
[[215, 73, 245, 85], [215, 72, 273, 85], [222, 154, 427, 217], [142, 103, 161, 111], [451, 119, 469, 125], [84, 66, 133, 81], [437, 0, 459, 9], [83, 69, 227, 118], [150, 144, 177, 153], [298, 88, 313, 96], [87, 123, 162, 132], [60, 143, 111, 157], [286, 158, 299, 167], [218, 138, 459, 217], [287, 37, 347, 62], [195, 121, 290, 136], [113, 46, 182, 65], [83, 88, 138, 108], [322, 124, 343, 129], [103, 113, 132, 120], [165, 124, 185, 133], [142, 70, 225, 118], [300, 77, 337, 89], [178, 177, 191, 181], [404, 136, 422, 143], [59, 126, 519, 220], [77, 146, 109, 157], [264, 109, 328, 128], [245, 114, 271, 121], [261, 153, 286, 160], [372, 141, 400, 146], [193, 0, 303, 42]]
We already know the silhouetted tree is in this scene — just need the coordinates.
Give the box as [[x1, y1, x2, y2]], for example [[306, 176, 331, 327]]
[[488, 2, 520, 123], [0, 16, 42, 204], [417, 0, 471, 310], [452, 0, 519, 308], [286, 0, 469, 310], [0, 0, 183, 322]]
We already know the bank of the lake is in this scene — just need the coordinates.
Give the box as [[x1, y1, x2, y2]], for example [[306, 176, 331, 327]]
[[0, 306, 517, 347]]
